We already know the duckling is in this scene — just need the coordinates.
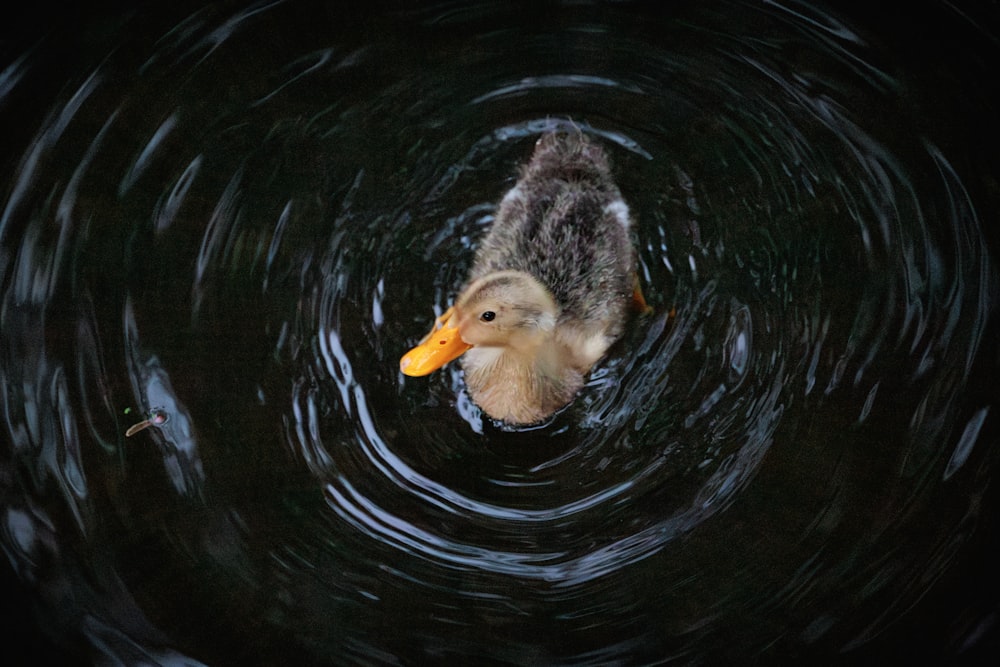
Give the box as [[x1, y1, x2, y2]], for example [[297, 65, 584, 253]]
[[401, 131, 645, 425]]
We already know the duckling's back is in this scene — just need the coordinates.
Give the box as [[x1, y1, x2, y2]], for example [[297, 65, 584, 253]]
[[469, 132, 636, 329]]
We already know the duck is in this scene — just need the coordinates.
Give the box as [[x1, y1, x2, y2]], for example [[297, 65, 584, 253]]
[[400, 131, 648, 425]]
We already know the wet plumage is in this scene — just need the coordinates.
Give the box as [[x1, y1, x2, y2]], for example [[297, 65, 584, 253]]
[[400, 131, 642, 425]]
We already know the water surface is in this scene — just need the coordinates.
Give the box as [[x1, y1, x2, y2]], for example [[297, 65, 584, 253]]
[[2, 1, 999, 664]]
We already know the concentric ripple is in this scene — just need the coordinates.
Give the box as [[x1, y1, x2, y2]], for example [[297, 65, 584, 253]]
[[1, 1, 998, 664]]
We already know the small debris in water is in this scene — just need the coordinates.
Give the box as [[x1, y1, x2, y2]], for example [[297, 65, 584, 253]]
[[125, 408, 169, 437]]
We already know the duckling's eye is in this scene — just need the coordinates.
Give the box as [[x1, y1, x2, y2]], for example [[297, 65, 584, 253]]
[[480, 311, 496, 322]]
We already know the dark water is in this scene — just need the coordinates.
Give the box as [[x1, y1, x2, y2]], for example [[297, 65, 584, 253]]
[[2, 1, 999, 664]]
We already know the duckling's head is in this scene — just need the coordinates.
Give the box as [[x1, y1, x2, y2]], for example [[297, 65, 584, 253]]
[[399, 271, 558, 376], [453, 271, 557, 351]]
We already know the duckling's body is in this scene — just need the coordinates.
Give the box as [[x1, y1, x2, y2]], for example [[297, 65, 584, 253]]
[[401, 131, 640, 425]]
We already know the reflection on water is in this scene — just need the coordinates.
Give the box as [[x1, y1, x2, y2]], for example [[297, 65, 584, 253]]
[[2, 1, 998, 664]]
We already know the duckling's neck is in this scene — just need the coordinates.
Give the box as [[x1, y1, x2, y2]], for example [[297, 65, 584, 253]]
[[462, 339, 583, 425]]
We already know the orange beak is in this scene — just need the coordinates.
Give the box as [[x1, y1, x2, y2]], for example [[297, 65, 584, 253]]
[[399, 307, 473, 376]]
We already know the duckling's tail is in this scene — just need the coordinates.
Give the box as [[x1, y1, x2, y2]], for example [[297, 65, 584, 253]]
[[526, 131, 612, 182]]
